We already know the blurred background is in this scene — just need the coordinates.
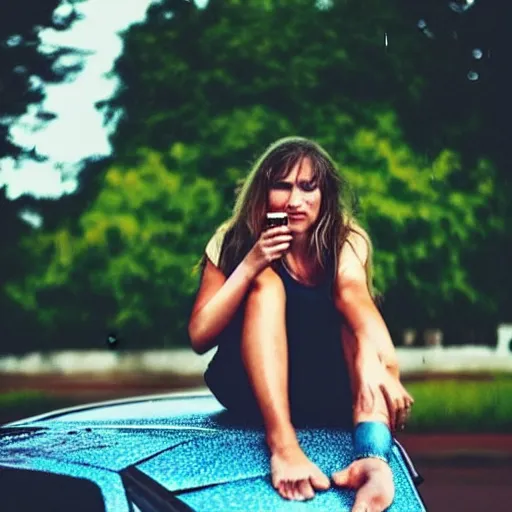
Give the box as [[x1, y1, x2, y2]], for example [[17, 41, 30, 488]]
[[1, 0, 512, 509]]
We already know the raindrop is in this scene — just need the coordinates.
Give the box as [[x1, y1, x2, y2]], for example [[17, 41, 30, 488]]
[[384, 32, 388, 48], [417, 19, 427, 30], [467, 70, 479, 81], [448, 0, 476, 14], [472, 48, 483, 60]]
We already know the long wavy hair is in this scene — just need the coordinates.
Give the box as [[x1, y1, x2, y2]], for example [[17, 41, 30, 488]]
[[202, 137, 375, 296]]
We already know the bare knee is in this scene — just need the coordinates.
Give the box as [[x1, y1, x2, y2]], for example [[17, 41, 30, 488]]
[[248, 267, 286, 306], [241, 268, 287, 350]]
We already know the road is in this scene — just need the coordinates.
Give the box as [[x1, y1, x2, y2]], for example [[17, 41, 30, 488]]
[[413, 464, 512, 511]]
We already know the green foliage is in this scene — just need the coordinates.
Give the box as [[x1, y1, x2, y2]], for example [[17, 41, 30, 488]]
[[107, 0, 419, 173], [102, 0, 504, 328], [4, 0, 510, 348], [0, 390, 48, 406], [0, 1, 87, 352], [6, 150, 224, 347], [341, 111, 498, 317]]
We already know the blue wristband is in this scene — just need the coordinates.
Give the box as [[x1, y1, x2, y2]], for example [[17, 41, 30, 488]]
[[353, 421, 393, 463]]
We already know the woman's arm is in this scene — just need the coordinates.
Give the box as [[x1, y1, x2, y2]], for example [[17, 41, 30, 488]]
[[188, 225, 292, 354], [334, 229, 399, 375], [334, 228, 413, 430], [188, 257, 258, 354]]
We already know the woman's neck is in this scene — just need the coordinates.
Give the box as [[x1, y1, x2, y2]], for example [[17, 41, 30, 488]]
[[284, 236, 321, 285], [288, 233, 309, 258]]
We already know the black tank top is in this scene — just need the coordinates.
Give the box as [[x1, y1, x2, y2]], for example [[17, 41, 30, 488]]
[[274, 261, 351, 414], [205, 257, 352, 421]]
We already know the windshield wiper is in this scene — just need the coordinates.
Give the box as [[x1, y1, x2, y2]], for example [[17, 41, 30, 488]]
[[121, 466, 196, 512]]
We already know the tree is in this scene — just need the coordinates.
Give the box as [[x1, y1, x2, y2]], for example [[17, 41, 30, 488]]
[[100, 0, 506, 325], [0, 0, 86, 160], [7, 0, 510, 348], [0, 0, 86, 353], [5, 149, 224, 349], [341, 111, 499, 331]]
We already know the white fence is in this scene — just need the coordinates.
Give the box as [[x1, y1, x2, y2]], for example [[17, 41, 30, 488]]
[[397, 346, 512, 373], [1, 345, 512, 375], [0, 349, 215, 376]]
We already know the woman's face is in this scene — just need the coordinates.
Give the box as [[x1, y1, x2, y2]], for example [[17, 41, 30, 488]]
[[267, 156, 322, 235]]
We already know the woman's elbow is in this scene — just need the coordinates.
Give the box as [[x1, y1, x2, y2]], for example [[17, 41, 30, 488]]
[[188, 320, 208, 355], [190, 340, 206, 355]]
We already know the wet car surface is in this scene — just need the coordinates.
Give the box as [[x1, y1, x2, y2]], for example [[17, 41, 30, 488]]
[[0, 391, 426, 511]]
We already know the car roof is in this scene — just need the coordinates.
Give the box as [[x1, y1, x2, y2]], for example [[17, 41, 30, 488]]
[[0, 392, 426, 512]]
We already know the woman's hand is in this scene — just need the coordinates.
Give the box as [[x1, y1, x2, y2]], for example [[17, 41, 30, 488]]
[[354, 349, 414, 432], [332, 458, 394, 512], [379, 368, 414, 432], [244, 225, 293, 275]]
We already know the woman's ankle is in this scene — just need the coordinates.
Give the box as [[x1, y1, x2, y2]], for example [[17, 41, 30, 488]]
[[266, 423, 300, 453]]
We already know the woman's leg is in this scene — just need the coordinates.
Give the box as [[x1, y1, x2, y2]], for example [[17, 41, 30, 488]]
[[330, 327, 396, 508], [240, 268, 330, 501]]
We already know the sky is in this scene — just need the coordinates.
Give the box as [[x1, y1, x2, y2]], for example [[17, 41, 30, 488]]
[[0, 0, 155, 200]]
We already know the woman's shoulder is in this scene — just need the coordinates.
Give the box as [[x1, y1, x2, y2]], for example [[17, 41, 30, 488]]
[[205, 222, 230, 267], [341, 221, 372, 267]]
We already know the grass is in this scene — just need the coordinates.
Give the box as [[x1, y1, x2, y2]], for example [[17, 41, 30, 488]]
[[405, 375, 512, 433], [0, 390, 48, 405]]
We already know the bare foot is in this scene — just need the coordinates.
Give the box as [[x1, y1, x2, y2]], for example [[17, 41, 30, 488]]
[[270, 443, 330, 501]]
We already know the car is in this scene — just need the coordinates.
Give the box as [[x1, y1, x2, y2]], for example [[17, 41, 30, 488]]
[[0, 390, 426, 512]]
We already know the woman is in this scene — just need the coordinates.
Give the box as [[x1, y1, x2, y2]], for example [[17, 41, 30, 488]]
[[188, 137, 413, 504]]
